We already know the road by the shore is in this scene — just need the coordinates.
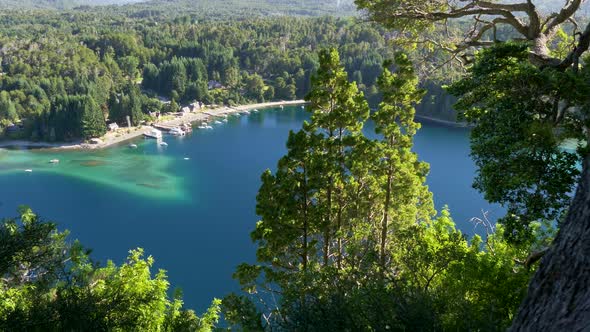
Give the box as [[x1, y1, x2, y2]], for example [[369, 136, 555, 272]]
[[0, 100, 307, 151]]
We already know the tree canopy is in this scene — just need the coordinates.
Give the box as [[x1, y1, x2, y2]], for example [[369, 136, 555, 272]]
[[224, 48, 554, 331], [0, 206, 221, 331], [356, 0, 590, 329]]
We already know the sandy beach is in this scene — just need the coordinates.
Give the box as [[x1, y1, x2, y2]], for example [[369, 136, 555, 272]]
[[0, 100, 307, 151]]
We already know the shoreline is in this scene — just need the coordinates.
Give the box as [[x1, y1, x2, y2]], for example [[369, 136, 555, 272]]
[[414, 114, 472, 128], [0, 100, 307, 151]]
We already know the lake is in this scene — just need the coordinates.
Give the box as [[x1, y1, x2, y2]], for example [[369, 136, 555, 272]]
[[0, 106, 503, 313]]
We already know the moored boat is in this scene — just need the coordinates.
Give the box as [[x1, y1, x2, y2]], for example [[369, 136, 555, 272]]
[[181, 123, 192, 132], [49, 159, 59, 164], [144, 128, 163, 139], [169, 127, 186, 136]]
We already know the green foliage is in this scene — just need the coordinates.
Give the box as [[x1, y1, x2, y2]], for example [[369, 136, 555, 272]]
[[0, 207, 220, 331], [448, 43, 585, 243], [0, 10, 397, 141], [225, 49, 544, 331]]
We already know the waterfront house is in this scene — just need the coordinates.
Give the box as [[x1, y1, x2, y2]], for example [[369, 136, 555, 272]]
[[5, 123, 20, 133], [208, 80, 224, 90], [90, 138, 103, 145], [190, 102, 201, 111]]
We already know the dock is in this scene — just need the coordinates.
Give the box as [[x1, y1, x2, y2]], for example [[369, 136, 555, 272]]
[[153, 124, 176, 132]]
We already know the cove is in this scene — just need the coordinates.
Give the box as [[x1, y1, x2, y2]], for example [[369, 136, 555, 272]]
[[0, 106, 504, 312]]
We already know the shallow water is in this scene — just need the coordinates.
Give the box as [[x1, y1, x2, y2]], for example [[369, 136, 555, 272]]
[[0, 106, 503, 312]]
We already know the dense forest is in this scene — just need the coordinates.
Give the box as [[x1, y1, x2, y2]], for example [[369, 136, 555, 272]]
[[2, 0, 590, 330], [0, 0, 357, 15], [0, 8, 406, 141]]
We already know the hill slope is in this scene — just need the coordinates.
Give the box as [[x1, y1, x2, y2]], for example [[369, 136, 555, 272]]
[[0, 0, 143, 9], [0, 0, 357, 17]]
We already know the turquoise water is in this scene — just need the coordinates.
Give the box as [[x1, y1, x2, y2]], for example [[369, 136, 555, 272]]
[[0, 107, 503, 312]]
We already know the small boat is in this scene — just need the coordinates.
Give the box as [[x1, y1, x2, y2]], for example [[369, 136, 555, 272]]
[[24, 169, 32, 173], [169, 127, 186, 136], [129, 144, 138, 149], [214, 121, 222, 125], [184, 157, 190, 160], [181, 123, 192, 132], [49, 159, 59, 164], [159, 142, 168, 147], [222, 118, 228, 123], [253, 109, 259, 112], [144, 128, 162, 139], [301, 105, 305, 109]]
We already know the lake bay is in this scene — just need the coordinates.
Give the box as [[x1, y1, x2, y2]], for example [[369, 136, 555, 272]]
[[0, 106, 503, 312]]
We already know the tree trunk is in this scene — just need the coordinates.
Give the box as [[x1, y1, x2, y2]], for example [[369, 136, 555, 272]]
[[510, 155, 590, 331], [380, 161, 393, 269]]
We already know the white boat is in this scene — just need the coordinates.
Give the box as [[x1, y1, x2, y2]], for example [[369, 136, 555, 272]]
[[184, 157, 190, 160], [144, 128, 162, 139], [129, 144, 138, 149], [253, 109, 259, 112], [222, 119, 228, 123], [214, 121, 222, 125], [181, 123, 192, 132], [301, 105, 305, 109], [49, 159, 59, 164], [159, 141, 168, 147], [24, 169, 32, 173], [169, 127, 186, 136]]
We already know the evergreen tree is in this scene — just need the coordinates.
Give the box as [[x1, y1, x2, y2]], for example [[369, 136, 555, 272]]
[[81, 96, 107, 139], [372, 53, 434, 268]]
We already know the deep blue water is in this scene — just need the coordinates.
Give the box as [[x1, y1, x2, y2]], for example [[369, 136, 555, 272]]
[[0, 107, 503, 313]]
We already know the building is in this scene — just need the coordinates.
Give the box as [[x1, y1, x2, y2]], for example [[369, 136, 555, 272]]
[[208, 80, 224, 90], [5, 123, 20, 133], [90, 138, 103, 145], [190, 102, 202, 112]]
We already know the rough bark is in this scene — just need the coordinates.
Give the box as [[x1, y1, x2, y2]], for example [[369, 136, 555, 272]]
[[510, 155, 590, 331]]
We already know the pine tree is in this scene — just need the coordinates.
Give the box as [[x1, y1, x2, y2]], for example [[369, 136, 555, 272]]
[[305, 48, 370, 269], [372, 53, 435, 269], [81, 96, 107, 139]]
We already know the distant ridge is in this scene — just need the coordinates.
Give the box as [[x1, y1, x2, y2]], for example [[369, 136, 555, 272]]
[[0, 0, 144, 10], [0, 0, 357, 16]]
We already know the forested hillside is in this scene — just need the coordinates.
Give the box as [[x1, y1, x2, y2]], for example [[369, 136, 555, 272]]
[[0, 10, 399, 141], [0, 0, 357, 16], [0, 0, 143, 9]]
